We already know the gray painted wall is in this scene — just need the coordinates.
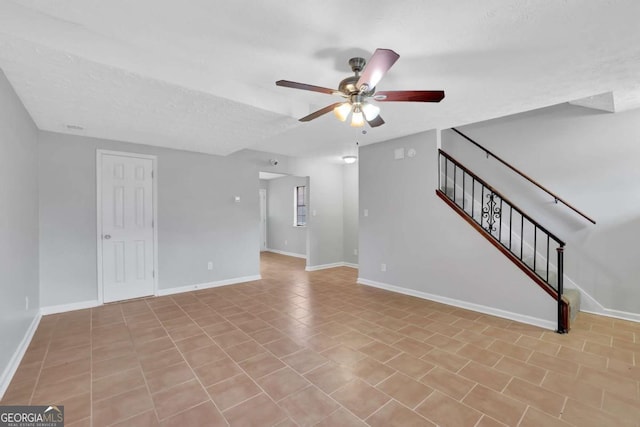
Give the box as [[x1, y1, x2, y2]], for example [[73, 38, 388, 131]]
[[343, 163, 359, 265], [266, 175, 308, 256], [444, 103, 640, 316], [359, 131, 556, 326], [38, 131, 260, 306], [0, 70, 40, 386], [290, 158, 344, 268]]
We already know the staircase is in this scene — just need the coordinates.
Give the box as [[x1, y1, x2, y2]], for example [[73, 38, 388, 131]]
[[436, 149, 580, 332]]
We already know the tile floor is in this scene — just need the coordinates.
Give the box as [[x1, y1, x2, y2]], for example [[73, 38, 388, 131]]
[[2, 252, 639, 426]]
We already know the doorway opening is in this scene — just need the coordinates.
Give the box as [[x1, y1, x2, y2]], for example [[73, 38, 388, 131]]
[[259, 172, 309, 272]]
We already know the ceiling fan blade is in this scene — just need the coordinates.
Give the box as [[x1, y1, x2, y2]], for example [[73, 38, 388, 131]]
[[299, 102, 343, 122], [367, 115, 385, 128], [276, 80, 337, 95], [356, 49, 400, 91], [374, 90, 445, 102]]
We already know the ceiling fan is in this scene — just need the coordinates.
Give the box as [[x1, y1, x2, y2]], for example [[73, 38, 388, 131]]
[[276, 48, 445, 128]]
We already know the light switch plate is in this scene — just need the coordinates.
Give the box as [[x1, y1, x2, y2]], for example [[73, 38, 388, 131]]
[[394, 148, 405, 160]]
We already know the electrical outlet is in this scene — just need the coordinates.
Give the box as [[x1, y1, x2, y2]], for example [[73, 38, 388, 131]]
[[380, 263, 386, 272], [285, 240, 288, 246], [207, 261, 213, 270], [354, 249, 358, 256], [364, 209, 369, 217], [25, 296, 29, 311]]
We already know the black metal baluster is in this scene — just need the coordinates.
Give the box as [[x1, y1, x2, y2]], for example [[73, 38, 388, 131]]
[[499, 199, 503, 244], [438, 152, 441, 190], [533, 226, 537, 272], [546, 234, 550, 284], [520, 215, 524, 260], [557, 246, 565, 333], [462, 172, 466, 211], [471, 178, 475, 220], [444, 157, 448, 196], [453, 164, 457, 205], [509, 205, 513, 251]]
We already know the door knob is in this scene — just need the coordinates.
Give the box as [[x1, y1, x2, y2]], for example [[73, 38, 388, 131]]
[[104, 234, 111, 240]]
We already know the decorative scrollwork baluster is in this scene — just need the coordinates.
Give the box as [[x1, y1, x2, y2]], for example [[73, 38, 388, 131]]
[[482, 192, 502, 232]]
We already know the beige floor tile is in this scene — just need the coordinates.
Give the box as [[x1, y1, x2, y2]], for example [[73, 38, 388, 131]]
[[239, 352, 286, 380], [263, 337, 304, 358], [321, 344, 366, 365], [173, 332, 214, 353], [421, 348, 470, 372], [279, 385, 339, 425], [92, 368, 146, 402], [111, 410, 159, 427], [561, 398, 635, 427], [7, 253, 640, 426], [257, 367, 310, 402], [487, 339, 532, 362], [540, 370, 604, 409], [456, 343, 502, 367], [386, 352, 435, 379], [347, 356, 397, 385], [368, 400, 436, 427], [281, 348, 328, 374], [145, 361, 195, 394], [194, 357, 242, 387], [92, 386, 154, 426], [462, 385, 527, 426], [160, 401, 225, 427], [331, 379, 390, 419], [181, 344, 227, 368], [519, 406, 572, 427], [493, 356, 547, 385], [377, 372, 434, 408], [416, 390, 482, 427], [503, 377, 565, 417], [206, 373, 261, 411], [151, 379, 209, 420], [458, 361, 511, 391], [223, 393, 288, 426]]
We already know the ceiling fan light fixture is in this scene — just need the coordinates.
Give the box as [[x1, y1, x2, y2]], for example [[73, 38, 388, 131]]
[[342, 155, 357, 164], [350, 110, 365, 127], [333, 102, 352, 122], [361, 103, 380, 121]]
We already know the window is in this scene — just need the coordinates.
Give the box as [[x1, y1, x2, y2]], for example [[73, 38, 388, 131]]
[[294, 185, 307, 226]]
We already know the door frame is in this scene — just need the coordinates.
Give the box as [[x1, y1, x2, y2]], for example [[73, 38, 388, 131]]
[[96, 149, 159, 304], [259, 188, 267, 251]]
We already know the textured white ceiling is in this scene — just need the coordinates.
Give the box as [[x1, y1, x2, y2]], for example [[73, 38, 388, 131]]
[[1, 0, 639, 160]]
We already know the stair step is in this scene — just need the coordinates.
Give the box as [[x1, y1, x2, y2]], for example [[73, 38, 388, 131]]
[[564, 288, 581, 323]]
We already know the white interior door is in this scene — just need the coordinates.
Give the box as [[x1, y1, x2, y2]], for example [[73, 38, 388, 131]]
[[100, 153, 155, 303], [259, 189, 267, 251]]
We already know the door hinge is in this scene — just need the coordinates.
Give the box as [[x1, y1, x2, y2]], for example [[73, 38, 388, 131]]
[[151, 170, 154, 179], [152, 270, 155, 278]]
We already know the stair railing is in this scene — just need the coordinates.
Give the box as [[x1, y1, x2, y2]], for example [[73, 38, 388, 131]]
[[437, 149, 567, 333], [450, 128, 596, 225]]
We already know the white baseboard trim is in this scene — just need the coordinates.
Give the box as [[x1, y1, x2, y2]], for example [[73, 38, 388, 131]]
[[157, 275, 262, 297], [561, 276, 640, 324], [357, 277, 557, 331], [581, 307, 640, 323], [0, 312, 41, 400], [306, 262, 359, 271], [266, 249, 306, 259], [40, 300, 100, 316]]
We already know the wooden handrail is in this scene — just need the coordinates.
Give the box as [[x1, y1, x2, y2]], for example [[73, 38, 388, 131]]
[[450, 128, 596, 225]]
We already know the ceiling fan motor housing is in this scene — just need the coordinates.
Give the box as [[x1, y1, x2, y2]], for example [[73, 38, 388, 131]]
[[339, 57, 376, 97]]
